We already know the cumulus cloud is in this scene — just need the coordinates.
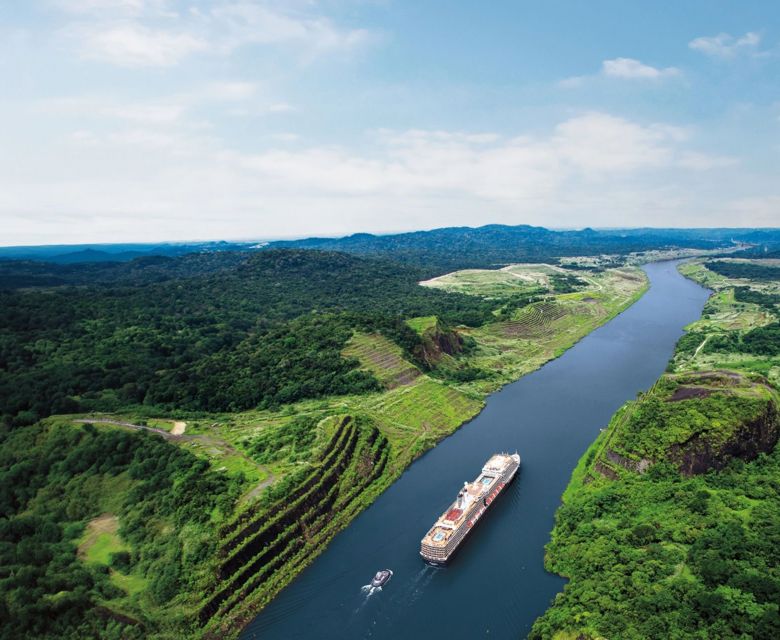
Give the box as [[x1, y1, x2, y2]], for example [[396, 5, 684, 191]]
[[560, 57, 681, 87], [689, 32, 762, 58], [0, 110, 745, 244], [601, 58, 681, 79], [677, 151, 738, 170]]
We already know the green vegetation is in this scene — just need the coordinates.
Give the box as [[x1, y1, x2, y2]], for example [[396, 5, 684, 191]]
[[531, 259, 780, 640], [0, 420, 242, 640], [454, 268, 648, 393], [1, 250, 497, 425], [342, 332, 421, 389], [199, 415, 391, 636], [707, 323, 780, 357], [0, 248, 648, 639], [676, 258, 780, 386], [707, 260, 780, 282], [270, 224, 763, 274], [405, 315, 438, 334], [80, 518, 128, 566], [609, 376, 773, 462], [533, 448, 780, 640]]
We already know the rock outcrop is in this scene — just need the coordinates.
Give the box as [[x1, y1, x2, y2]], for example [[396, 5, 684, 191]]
[[669, 398, 779, 475]]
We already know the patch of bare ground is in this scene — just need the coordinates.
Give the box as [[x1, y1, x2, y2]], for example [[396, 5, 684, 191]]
[[613, 269, 645, 281], [667, 387, 714, 402], [240, 471, 277, 505], [171, 421, 186, 435], [78, 513, 118, 558], [392, 369, 421, 386]]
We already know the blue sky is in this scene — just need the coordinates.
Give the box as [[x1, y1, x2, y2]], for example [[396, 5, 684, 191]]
[[2, 0, 779, 244]]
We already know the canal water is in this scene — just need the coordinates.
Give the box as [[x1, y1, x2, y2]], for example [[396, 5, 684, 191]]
[[241, 260, 710, 640]]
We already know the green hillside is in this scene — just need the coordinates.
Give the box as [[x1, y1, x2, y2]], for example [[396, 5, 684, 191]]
[[531, 259, 780, 640], [0, 250, 648, 639]]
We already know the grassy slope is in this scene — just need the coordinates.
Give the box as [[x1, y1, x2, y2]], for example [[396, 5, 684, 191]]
[[676, 260, 780, 386], [53, 263, 647, 637], [531, 259, 780, 640], [435, 266, 648, 393]]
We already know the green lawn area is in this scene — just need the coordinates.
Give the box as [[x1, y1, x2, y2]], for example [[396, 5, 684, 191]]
[[87, 531, 127, 564], [79, 514, 128, 565], [110, 570, 148, 596], [405, 315, 438, 334]]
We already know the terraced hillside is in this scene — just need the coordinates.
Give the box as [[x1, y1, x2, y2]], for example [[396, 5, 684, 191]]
[[499, 301, 568, 338], [342, 333, 421, 388], [358, 378, 484, 467], [199, 415, 389, 637]]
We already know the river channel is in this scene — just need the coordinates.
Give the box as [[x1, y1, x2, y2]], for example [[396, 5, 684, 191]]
[[241, 260, 710, 640]]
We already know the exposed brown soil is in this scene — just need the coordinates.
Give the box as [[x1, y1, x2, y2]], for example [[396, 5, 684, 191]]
[[593, 461, 619, 480], [667, 387, 714, 402], [393, 369, 422, 387]]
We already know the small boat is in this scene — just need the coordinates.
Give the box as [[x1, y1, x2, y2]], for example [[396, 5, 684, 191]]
[[370, 569, 393, 588]]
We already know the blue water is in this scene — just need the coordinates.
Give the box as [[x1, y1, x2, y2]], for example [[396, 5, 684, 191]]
[[241, 261, 710, 640]]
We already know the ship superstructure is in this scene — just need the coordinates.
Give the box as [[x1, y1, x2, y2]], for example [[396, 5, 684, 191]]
[[420, 452, 520, 565]]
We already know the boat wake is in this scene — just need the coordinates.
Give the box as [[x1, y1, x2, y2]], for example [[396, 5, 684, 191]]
[[360, 584, 382, 596], [404, 566, 435, 606]]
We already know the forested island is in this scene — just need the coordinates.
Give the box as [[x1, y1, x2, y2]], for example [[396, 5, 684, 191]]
[[1, 225, 779, 639]]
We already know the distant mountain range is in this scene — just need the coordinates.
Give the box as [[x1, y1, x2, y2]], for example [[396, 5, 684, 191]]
[[2, 225, 779, 275], [0, 241, 257, 264]]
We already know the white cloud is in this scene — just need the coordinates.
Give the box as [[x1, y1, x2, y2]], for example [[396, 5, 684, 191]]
[[54, 0, 153, 14], [73, 23, 208, 66], [553, 113, 679, 172], [726, 196, 780, 225], [2, 110, 746, 245], [58, 0, 375, 67], [203, 81, 258, 101], [601, 58, 681, 79], [267, 103, 298, 113], [557, 75, 586, 89], [270, 132, 301, 143], [560, 57, 681, 88], [677, 151, 738, 170], [689, 32, 762, 58], [38, 80, 263, 125], [207, 2, 373, 54]]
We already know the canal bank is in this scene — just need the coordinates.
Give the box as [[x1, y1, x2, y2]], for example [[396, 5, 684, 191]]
[[241, 260, 710, 640]]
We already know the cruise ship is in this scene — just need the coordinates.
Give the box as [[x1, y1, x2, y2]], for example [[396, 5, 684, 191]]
[[420, 452, 521, 565]]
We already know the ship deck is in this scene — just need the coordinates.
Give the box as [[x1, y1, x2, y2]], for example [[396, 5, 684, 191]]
[[421, 453, 518, 549]]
